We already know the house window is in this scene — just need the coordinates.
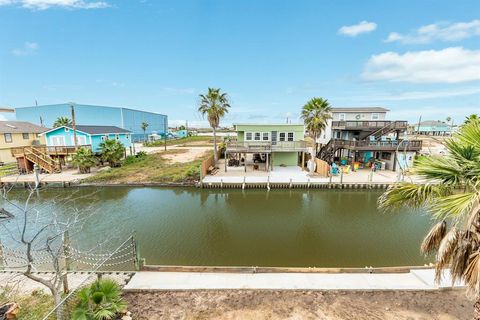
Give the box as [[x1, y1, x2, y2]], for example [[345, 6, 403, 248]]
[[101, 135, 109, 141], [22, 133, 29, 140], [4, 133, 12, 143], [254, 132, 261, 141], [262, 132, 269, 141], [245, 132, 252, 141], [371, 113, 379, 120], [287, 132, 294, 141], [65, 127, 70, 132], [279, 132, 286, 141], [339, 113, 346, 121]]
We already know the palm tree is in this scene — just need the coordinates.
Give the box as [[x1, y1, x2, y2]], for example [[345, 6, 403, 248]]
[[99, 139, 125, 167], [301, 97, 332, 154], [198, 88, 231, 164], [71, 147, 97, 173], [465, 114, 479, 125], [378, 120, 480, 316], [53, 116, 72, 128], [141, 122, 149, 142]]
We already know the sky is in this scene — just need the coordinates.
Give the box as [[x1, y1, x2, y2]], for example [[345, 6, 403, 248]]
[[0, 0, 479, 127]]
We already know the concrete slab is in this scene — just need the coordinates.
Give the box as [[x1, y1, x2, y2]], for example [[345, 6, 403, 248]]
[[124, 269, 465, 291]]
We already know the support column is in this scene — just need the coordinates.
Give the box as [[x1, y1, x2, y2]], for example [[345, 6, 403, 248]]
[[244, 153, 247, 172], [301, 152, 305, 169], [266, 153, 269, 172]]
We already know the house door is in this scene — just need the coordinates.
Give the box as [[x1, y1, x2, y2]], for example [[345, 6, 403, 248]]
[[50, 136, 65, 146]]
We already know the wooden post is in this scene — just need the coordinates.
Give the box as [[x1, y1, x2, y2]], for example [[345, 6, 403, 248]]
[[71, 104, 78, 151], [224, 150, 227, 172], [62, 230, 71, 294], [301, 152, 305, 169]]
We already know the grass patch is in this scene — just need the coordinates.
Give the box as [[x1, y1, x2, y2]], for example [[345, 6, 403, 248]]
[[84, 150, 212, 184], [0, 288, 54, 320], [0, 163, 18, 177]]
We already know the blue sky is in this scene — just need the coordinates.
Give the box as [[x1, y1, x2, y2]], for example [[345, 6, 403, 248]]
[[1, 0, 479, 127]]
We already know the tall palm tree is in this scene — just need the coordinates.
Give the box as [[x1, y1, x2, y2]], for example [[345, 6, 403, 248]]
[[378, 120, 480, 317], [141, 121, 149, 142], [53, 116, 72, 128], [301, 97, 332, 154], [198, 88, 231, 164]]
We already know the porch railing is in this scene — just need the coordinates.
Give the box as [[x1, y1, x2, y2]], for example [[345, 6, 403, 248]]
[[329, 139, 422, 151], [11, 145, 92, 157], [226, 141, 310, 153], [332, 120, 408, 129]]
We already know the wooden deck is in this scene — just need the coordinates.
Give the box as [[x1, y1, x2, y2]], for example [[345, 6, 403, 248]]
[[11, 145, 92, 157]]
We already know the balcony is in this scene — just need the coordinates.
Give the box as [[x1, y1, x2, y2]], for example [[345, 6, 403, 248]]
[[226, 141, 310, 153], [11, 145, 92, 157], [332, 120, 408, 130], [330, 139, 422, 151]]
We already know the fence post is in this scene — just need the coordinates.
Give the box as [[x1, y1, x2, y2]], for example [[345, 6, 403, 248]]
[[340, 170, 344, 187], [62, 230, 71, 294], [133, 233, 141, 271]]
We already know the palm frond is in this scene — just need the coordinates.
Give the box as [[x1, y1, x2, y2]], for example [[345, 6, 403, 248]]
[[435, 227, 459, 283], [449, 237, 472, 285], [413, 155, 464, 185], [420, 220, 446, 255], [464, 251, 480, 297], [431, 192, 479, 221], [377, 183, 450, 212]]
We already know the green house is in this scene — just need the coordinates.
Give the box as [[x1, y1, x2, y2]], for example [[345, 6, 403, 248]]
[[226, 123, 309, 171]]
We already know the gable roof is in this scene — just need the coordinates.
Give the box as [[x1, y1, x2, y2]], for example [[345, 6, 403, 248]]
[[42, 125, 131, 136], [75, 125, 131, 135], [331, 107, 389, 113], [0, 121, 47, 134]]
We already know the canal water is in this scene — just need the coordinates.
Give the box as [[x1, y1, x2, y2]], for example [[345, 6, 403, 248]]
[[1, 187, 432, 268]]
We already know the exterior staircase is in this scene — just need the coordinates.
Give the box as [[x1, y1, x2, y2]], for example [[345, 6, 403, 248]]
[[23, 146, 60, 173], [318, 139, 336, 163], [362, 121, 400, 141]]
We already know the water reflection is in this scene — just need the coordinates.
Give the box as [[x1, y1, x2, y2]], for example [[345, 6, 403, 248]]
[[1, 187, 432, 268]]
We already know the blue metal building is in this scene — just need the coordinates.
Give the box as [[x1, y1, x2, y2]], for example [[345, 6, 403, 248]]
[[15, 103, 167, 141]]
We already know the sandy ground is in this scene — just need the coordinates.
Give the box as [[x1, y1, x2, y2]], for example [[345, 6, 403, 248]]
[[135, 143, 211, 163], [124, 289, 472, 320], [162, 147, 210, 163]]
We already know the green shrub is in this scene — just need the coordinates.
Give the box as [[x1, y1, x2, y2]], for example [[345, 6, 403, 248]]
[[71, 147, 97, 174], [71, 279, 126, 320], [99, 140, 125, 167]]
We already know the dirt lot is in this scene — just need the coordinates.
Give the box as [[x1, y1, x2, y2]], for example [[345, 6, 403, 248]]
[[124, 289, 472, 320]]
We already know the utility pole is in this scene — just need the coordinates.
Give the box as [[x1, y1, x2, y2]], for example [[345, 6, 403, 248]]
[[186, 120, 188, 137], [71, 103, 78, 150]]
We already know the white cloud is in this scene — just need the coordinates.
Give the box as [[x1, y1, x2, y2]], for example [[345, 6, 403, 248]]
[[385, 19, 480, 44], [338, 21, 377, 37], [12, 41, 39, 56], [362, 47, 480, 83], [0, 0, 109, 10]]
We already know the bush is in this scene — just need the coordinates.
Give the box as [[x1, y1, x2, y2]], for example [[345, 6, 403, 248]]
[[99, 140, 125, 167], [71, 279, 126, 320], [123, 151, 148, 165], [71, 147, 97, 174]]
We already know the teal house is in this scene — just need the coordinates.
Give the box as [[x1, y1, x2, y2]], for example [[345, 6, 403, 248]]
[[42, 125, 132, 153], [410, 120, 452, 136]]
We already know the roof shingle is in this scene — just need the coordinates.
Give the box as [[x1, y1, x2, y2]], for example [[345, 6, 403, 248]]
[[0, 121, 47, 134]]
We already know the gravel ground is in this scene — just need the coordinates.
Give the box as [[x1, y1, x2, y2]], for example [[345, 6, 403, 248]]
[[124, 289, 472, 320]]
